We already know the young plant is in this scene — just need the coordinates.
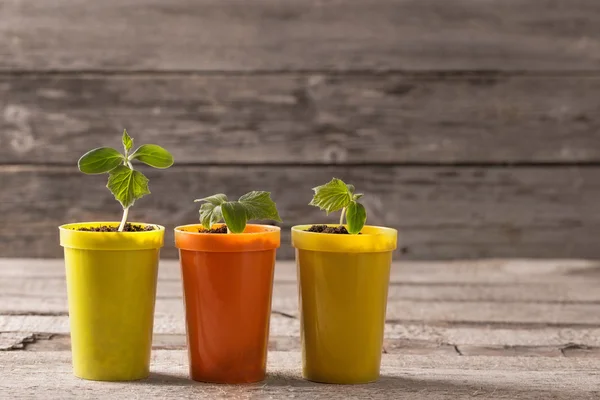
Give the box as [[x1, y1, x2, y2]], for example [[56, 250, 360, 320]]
[[195, 191, 281, 233], [309, 178, 367, 234], [78, 130, 174, 231]]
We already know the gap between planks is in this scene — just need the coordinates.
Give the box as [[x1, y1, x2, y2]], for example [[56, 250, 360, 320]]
[[3, 332, 599, 359]]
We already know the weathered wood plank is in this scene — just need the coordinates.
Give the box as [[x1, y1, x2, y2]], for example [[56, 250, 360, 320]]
[[5, 279, 600, 307], [3, 313, 600, 349], [3, 0, 600, 71], [1, 351, 599, 399], [4, 292, 598, 327], [8, 333, 463, 356], [2, 166, 600, 259], [4, 257, 599, 302], [13, 333, 600, 359], [3, 259, 600, 285], [3, 75, 600, 164], [2, 266, 599, 326]]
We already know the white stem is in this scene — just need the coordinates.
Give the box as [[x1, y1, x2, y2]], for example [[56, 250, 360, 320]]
[[118, 207, 130, 232], [339, 207, 346, 226], [116, 155, 135, 232]]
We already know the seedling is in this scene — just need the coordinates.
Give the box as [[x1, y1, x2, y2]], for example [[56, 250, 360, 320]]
[[195, 191, 281, 233], [78, 130, 174, 231], [309, 178, 367, 234]]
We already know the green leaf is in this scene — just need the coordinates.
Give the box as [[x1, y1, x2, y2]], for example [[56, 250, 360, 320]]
[[198, 202, 223, 230], [195, 195, 228, 229], [122, 129, 133, 153], [107, 166, 150, 209], [238, 191, 282, 222], [221, 202, 248, 233], [78, 147, 124, 174], [346, 201, 367, 234], [309, 178, 353, 214], [130, 144, 174, 169], [195, 194, 228, 206]]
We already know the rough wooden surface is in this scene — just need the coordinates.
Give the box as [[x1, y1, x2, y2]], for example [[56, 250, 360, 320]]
[[2, 75, 600, 164], [1, 258, 599, 399], [2, 165, 600, 259], [3, 0, 600, 260], [1, 351, 599, 399], [2, 0, 600, 72]]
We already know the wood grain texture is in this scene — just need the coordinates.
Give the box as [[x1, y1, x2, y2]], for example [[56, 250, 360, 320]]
[[3, 259, 600, 284], [2, 259, 600, 349], [9, 333, 600, 359], [2, 75, 600, 164], [1, 351, 599, 399], [5, 276, 599, 305], [1, 165, 600, 259], [4, 290, 598, 327], [2, 263, 599, 326], [4, 313, 600, 348], [2, 0, 600, 72], [8, 323, 600, 353]]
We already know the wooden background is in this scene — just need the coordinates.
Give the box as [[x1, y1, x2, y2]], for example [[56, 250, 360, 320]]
[[1, 0, 600, 259]]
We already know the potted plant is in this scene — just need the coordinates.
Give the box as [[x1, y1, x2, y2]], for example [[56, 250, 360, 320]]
[[291, 178, 397, 384], [58, 130, 174, 381], [174, 191, 281, 384]]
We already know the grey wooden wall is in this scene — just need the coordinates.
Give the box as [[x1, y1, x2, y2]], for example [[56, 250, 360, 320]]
[[1, 0, 600, 259]]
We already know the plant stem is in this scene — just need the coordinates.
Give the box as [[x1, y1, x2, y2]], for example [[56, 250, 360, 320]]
[[117, 157, 134, 232], [339, 207, 346, 226], [118, 207, 129, 232]]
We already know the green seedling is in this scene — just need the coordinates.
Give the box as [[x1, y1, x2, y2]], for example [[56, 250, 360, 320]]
[[78, 130, 174, 231], [309, 178, 367, 234], [195, 191, 282, 233]]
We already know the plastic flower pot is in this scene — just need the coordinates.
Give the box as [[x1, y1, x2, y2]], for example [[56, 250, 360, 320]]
[[291, 224, 398, 384], [58, 222, 164, 381], [174, 224, 280, 384]]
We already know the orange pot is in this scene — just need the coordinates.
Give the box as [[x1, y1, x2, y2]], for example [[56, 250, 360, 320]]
[[174, 224, 280, 384]]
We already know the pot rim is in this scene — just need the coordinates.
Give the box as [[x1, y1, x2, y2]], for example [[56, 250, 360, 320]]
[[291, 224, 397, 253], [59, 222, 165, 251], [174, 223, 281, 252]]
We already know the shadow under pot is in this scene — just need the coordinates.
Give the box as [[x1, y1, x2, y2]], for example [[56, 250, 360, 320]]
[[174, 224, 281, 384], [59, 222, 165, 381], [291, 224, 398, 384]]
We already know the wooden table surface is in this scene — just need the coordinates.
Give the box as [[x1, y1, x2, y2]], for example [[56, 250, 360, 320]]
[[1, 258, 599, 399]]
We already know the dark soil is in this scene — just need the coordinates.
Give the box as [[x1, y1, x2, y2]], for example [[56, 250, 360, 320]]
[[306, 225, 350, 234], [77, 223, 155, 232], [198, 225, 228, 234]]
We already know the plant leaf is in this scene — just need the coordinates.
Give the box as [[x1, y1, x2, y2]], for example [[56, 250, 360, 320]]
[[238, 191, 282, 222], [107, 166, 150, 209], [130, 144, 174, 169], [122, 129, 133, 153], [309, 178, 353, 214], [194, 194, 228, 206], [346, 201, 367, 234], [221, 202, 248, 233], [78, 147, 124, 174], [199, 202, 223, 229]]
